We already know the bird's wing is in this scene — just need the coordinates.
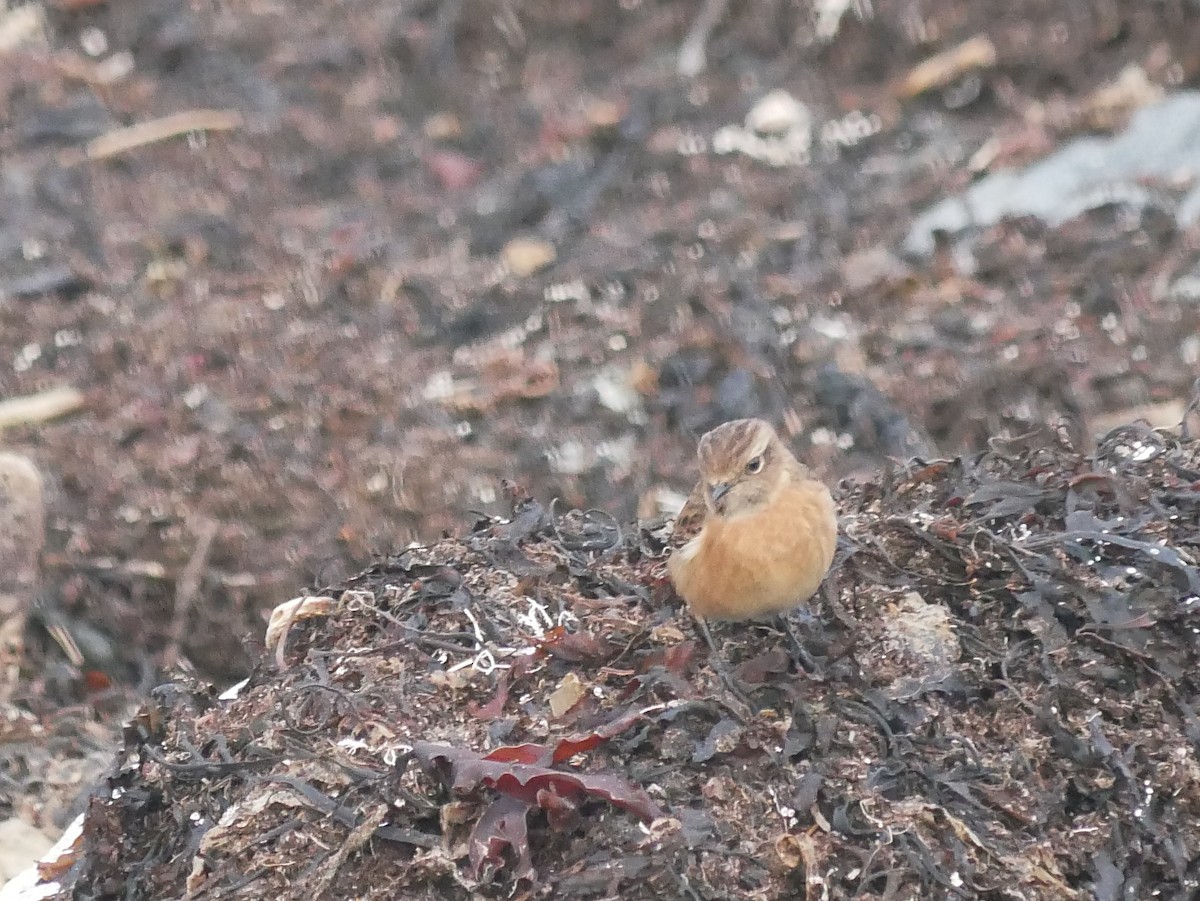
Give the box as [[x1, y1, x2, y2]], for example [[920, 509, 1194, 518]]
[[669, 479, 707, 548]]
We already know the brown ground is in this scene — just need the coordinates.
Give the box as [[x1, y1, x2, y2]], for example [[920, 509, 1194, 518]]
[[1, 0, 1200, 897]]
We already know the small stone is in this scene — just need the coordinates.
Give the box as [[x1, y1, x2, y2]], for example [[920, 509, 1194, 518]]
[[548, 671, 585, 719], [423, 112, 463, 140], [745, 90, 810, 137], [0, 817, 54, 882], [501, 238, 556, 277], [0, 452, 44, 618]]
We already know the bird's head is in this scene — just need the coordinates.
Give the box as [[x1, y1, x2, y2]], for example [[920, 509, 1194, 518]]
[[695, 418, 793, 518]]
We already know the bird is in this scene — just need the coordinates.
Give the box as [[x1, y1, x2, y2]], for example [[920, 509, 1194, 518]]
[[667, 418, 838, 667]]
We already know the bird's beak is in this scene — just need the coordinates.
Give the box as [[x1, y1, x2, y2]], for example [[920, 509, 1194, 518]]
[[707, 481, 732, 505]]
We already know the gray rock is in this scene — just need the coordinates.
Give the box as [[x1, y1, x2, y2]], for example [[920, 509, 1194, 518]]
[[905, 92, 1200, 257]]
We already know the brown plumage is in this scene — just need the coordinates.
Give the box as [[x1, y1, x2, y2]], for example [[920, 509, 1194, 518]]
[[667, 418, 837, 621]]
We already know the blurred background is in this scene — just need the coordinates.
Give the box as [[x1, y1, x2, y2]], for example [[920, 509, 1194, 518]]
[[1, 0, 1199, 726]]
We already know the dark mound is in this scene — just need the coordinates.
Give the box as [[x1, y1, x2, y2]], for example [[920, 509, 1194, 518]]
[[58, 429, 1200, 900]]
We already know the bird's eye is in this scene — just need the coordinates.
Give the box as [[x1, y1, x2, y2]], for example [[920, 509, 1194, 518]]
[[745, 455, 764, 475]]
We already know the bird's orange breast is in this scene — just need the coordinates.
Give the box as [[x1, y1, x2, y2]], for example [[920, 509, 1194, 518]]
[[667, 480, 837, 621]]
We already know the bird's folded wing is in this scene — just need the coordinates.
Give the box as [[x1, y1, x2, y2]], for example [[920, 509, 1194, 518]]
[[669, 480, 707, 549]]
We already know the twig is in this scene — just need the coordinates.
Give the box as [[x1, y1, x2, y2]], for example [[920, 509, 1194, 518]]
[[309, 805, 389, 899], [677, 0, 730, 77], [1181, 377, 1200, 439], [0, 386, 85, 429], [897, 35, 997, 99], [163, 518, 218, 669], [84, 109, 242, 161]]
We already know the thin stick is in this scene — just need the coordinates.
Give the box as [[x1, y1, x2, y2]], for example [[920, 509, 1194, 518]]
[[85, 109, 243, 161], [1181, 377, 1200, 439], [0, 386, 85, 429], [677, 0, 730, 77], [163, 518, 218, 669]]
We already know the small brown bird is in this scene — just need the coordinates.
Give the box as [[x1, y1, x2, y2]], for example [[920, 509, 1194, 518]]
[[668, 418, 838, 626]]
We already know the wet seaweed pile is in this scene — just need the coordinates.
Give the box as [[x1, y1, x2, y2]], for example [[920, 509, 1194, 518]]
[[59, 430, 1200, 900]]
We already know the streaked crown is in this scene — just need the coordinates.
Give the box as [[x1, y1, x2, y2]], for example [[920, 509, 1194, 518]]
[[697, 418, 776, 478]]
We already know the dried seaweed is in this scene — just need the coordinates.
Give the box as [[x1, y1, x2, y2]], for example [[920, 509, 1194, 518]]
[[405, 707, 665, 882], [55, 436, 1200, 900]]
